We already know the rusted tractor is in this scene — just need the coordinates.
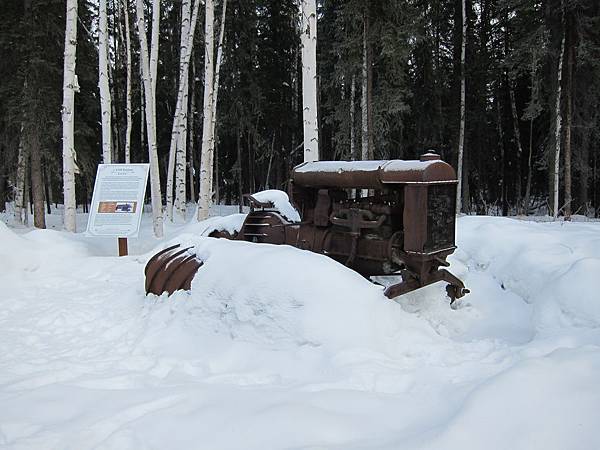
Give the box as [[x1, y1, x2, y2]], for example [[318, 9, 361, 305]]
[[145, 153, 469, 303]]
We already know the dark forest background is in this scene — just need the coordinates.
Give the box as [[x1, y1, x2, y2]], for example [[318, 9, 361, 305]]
[[1, 0, 599, 220]]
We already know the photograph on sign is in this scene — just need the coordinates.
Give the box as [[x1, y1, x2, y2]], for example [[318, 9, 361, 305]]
[[86, 164, 150, 238], [97, 201, 138, 214]]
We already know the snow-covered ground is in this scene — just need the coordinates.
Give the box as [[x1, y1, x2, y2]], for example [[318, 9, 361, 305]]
[[1, 206, 599, 449]]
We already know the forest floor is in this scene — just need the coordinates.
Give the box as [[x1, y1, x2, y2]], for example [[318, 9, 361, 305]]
[[0, 205, 599, 449]]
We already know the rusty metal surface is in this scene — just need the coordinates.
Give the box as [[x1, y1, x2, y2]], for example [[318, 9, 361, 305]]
[[144, 244, 203, 296], [144, 153, 468, 304], [291, 154, 456, 189]]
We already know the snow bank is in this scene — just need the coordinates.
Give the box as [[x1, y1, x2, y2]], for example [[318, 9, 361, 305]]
[[180, 237, 409, 351], [456, 216, 600, 329], [416, 347, 600, 450]]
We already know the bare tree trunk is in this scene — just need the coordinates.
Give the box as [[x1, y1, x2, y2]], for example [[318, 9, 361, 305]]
[[62, 0, 78, 232], [43, 164, 51, 214], [350, 74, 356, 160], [30, 140, 46, 229], [593, 148, 598, 217], [524, 117, 534, 214], [150, 0, 160, 99], [300, 0, 318, 162], [124, 0, 132, 163], [564, 36, 573, 220], [523, 53, 537, 215], [509, 83, 523, 213], [188, 58, 197, 204], [14, 131, 27, 225], [553, 3, 566, 219], [167, 0, 192, 221], [497, 92, 507, 216], [265, 132, 275, 188], [172, 0, 211, 221], [136, 0, 163, 237], [456, 0, 467, 215], [24, 165, 30, 226], [579, 139, 589, 215], [248, 130, 255, 193], [174, 73, 190, 221], [361, 10, 369, 162], [188, 150, 195, 204], [0, 153, 5, 213], [214, 141, 220, 204], [140, 62, 145, 155], [204, 0, 228, 210], [99, 0, 113, 163], [366, 27, 374, 160], [197, 0, 215, 221], [237, 128, 243, 213]]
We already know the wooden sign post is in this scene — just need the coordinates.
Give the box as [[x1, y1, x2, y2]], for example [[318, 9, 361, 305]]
[[118, 237, 128, 256]]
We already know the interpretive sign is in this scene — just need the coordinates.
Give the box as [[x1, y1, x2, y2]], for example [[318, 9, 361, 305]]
[[86, 164, 149, 238]]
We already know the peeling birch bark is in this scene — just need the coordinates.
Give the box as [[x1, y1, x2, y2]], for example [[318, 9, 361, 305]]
[[62, 0, 78, 232]]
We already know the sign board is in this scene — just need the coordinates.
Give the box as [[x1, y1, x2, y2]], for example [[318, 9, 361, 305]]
[[86, 164, 149, 238]]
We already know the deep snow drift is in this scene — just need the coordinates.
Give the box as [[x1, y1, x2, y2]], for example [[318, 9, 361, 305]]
[[0, 212, 599, 450]]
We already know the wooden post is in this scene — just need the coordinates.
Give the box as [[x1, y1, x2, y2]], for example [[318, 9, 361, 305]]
[[118, 237, 128, 256]]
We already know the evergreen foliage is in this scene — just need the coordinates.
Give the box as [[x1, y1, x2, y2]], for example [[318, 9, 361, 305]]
[[0, 0, 598, 218]]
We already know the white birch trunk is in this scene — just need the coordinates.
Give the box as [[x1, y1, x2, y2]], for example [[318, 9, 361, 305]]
[[14, 129, 26, 225], [350, 74, 356, 160], [136, 0, 163, 237], [188, 59, 197, 203], [197, 0, 215, 221], [150, 0, 160, 99], [62, 0, 78, 232], [553, 4, 566, 219], [99, 0, 112, 164], [300, 0, 318, 162], [456, 0, 467, 215], [124, 0, 132, 164], [205, 0, 227, 201], [140, 60, 145, 151], [174, 73, 189, 221], [23, 171, 29, 226], [166, 0, 192, 221], [168, 0, 202, 221], [360, 18, 369, 198], [361, 17, 368, 162]]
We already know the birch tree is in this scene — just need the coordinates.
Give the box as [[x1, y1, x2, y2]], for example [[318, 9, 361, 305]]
[[203, 0, 228, 204], [173, 74, 189, 220], [150, 0, 160, 99], [99, 0, 112, 163], [135, 0, 163, 237], [564, 33, 574, 220], [166, 0, 202, 221], [361, 13, 369, 163], [300, 0, 318, 162], [349, 74, 356, 160], [166, 0, 192, 221], [509, 83, 523, 212], [197, 0, 214, 221], [553, 2, 566, 219], [456, 0, 467, 215], [197, 0, 228, 221], [13, 126, 26, 225], [62, 0, 78, 232], [123, 0, 132, 163]]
